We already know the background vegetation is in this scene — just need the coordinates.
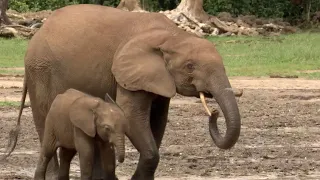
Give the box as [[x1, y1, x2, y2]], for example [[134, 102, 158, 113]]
[[1, 32, 319, 79], [7, 0, 320, 24], [1, 0, 319, 79]]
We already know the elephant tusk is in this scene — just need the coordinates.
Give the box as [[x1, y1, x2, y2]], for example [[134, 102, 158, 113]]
[[200, 92, 212, 116]]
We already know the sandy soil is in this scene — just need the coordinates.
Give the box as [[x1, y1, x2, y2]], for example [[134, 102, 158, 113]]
[[0, 75, 319, 180]]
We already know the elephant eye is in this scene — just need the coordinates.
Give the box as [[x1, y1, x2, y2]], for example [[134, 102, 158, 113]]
[[104, 126, 112, 132], [186, 62, 194, 72]]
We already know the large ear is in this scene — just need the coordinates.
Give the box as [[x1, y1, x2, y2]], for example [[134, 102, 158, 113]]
[[69, 96, 100, 137], [112, 32, 176, 98]]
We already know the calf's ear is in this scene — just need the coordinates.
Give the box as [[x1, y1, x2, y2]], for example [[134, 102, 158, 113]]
[[69, 97, 99, 137]]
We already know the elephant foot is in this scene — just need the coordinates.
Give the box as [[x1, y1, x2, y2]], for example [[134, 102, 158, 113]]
[[92, 174, 118, 180], [45, 172, 58, 180], [45, 167, 59, 180], [131, 173, 154, 180]]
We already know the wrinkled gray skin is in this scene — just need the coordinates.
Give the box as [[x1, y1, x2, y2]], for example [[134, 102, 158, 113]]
[[4, 4, 241, 180], [34, 89, 126, 180]]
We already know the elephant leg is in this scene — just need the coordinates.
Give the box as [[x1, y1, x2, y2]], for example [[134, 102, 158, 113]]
[[74, 128, 94, 180], [28, 85, 59, 180], [92, 144, 108, 180], [150, 96, 170, 148], [98, 142, 118, 180], [34, 137, 57, 180], [116, 86, 158, 180], [58, 148, 76, 180], [34, 150, 55, 180]]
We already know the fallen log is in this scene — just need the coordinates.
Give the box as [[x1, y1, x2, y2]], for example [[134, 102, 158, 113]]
[[0, 24, 38, 38]]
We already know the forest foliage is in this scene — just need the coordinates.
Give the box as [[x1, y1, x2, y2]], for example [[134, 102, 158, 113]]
[[8, 0, 320, 22]]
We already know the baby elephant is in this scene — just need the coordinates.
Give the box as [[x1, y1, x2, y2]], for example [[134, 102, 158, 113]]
[[34, 88, 127, 180]]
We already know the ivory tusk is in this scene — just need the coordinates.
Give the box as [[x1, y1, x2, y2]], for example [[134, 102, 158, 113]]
[[199, 92, 212, 116]]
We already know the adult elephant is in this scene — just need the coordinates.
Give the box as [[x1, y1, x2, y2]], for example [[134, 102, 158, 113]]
[[3, 4, 241, 180]]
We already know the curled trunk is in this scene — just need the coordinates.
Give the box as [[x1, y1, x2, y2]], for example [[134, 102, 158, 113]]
[[208, 87, 241, 149], [200, 79, 241, 149], [115, 132, 125, 163]]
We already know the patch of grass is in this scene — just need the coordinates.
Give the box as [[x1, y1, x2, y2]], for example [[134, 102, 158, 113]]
[[0, 101, 20, 107], [207, 33, 320, 79], [0, 69, 24, 75], [0, 38, 28, 68], [1, 33, 320, 79], [298, 72, 320, 79]]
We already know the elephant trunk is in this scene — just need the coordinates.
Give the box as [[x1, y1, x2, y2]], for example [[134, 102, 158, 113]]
[[200, 81, 241, 149], [115, 132, 125, 163]]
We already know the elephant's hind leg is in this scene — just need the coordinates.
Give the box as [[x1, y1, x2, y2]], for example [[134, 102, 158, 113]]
[[58, 148, 76, 180], [27, 77, 59, 180], [34, 152, 53, 180], [34, 134, 57, 180]]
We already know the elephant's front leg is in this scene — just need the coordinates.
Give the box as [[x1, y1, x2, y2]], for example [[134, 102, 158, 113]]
[[116, 86, 159, 180], [98, 141, 118, 180], [150, 96, 170, 148], [58, 147, 76, 180], [74, 128, 95, 180]]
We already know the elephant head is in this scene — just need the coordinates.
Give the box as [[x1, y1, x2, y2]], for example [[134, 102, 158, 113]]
[[69, 95, 126, 162], [112, 29, 241, 149]]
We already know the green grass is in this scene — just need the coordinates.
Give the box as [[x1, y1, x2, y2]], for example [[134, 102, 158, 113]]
[[0, 101, 20, 107], [0, 38, 28, 68], [207, 32, 320, 79], [1, 32, 320, 79], [0, 69, 24, 75]]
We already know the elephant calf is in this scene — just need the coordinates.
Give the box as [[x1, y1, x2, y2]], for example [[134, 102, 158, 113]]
[[34, 88, 127, 180]]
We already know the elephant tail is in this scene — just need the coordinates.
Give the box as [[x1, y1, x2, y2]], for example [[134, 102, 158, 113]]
[[0, 75, 27, 161]]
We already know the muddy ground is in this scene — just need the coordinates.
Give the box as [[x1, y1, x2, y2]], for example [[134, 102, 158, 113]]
[[0, 75, 319, 180]]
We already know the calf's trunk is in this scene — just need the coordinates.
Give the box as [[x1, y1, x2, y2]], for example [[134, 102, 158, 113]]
[[115, 132, 125, 163]]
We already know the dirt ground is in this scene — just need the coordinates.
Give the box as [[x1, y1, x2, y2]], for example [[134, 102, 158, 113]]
[[0, 75, 319, 180]]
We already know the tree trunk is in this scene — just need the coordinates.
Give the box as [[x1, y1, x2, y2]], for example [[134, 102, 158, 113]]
[[158, 0, 176, 10], [303, 0, 312, 22], [0, 0, 11, 26], [117, 0, 143, 11], [175, 0, 210, 23], [81, 0, 90, 4], [96, 0, 105, 5]]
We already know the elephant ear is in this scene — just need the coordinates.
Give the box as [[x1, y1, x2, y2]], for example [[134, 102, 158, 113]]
[[69, 97, 100, 137], [112, 33, 176, 98]]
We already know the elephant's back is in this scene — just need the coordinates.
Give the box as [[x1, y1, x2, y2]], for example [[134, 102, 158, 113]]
[[23, 4, 180, 105], [24, 5, 132, 100], [26, 4, 179, 67]]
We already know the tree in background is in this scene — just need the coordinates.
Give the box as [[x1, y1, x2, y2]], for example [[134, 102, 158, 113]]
[[303, 0, 312, 22], [158, 0, 176, 10], [176, 0, 210, 22], [0, 0, 11, 25], [117, 0, 142, 11], [3, 0, 320, 25]]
